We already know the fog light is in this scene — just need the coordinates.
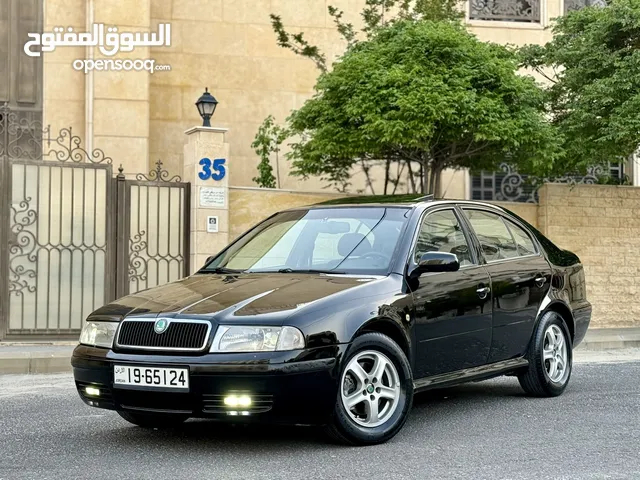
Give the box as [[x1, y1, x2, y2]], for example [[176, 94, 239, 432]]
[[85, 386, 100, 397], [223, 395, 251, 407]]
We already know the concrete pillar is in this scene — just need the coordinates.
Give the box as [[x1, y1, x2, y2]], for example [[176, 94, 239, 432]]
[[183, 126, 230, 274]]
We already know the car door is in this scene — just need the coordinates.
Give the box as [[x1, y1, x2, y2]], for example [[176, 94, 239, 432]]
[[460, 208, 552, 363], [409, 207, 493, 378]]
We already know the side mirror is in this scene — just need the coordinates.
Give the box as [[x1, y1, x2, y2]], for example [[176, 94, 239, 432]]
[[204, 256, 215, 266], [410, 252, 460, 278]]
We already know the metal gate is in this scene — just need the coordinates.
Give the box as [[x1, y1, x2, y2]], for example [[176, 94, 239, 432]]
[[0, 104, 190, 340], [114, 162, 190, 299]]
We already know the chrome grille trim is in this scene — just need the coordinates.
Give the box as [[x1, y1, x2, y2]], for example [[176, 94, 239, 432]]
[[114, 318, 213, 352]]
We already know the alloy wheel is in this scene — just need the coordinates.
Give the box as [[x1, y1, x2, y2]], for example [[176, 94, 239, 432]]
[[543, 324, 569, 384], [340, 350, 401, 428]]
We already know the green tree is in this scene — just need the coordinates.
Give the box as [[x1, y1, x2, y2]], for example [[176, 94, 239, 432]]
[[270, 0, 464, 73], [520, 0, 640, 174], [251, 115, 288, 188], [257, 0, 466, 192], [285, 20, 562, 194]]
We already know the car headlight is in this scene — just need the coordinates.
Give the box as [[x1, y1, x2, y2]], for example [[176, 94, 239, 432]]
[[210, 326, 305, 353], [79, 321, 118, 349]]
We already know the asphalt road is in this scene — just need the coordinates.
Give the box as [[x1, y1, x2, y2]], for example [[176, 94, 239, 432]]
[[1, 350, 639, 480]]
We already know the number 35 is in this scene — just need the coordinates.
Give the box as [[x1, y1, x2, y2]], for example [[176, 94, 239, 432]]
[[199, 158, 226, 181]]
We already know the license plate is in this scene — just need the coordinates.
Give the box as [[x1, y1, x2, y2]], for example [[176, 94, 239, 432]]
[[113, 365, 189, 390]]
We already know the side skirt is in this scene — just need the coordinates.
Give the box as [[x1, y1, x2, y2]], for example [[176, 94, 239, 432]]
[[413, 357, 529, 393]]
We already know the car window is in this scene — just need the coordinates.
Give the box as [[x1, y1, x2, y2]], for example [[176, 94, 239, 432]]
[[414, 209, 474, 267], [503, 218, 537, 256], [463, 209, 518, 262], [207, 207, 409, 274], [313, 219, 374, 264]]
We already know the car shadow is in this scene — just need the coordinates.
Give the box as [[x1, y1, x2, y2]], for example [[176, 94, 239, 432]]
[[412, 377, 529, 409], [106, 421, 334, 451], [88, 378, 538, 450]]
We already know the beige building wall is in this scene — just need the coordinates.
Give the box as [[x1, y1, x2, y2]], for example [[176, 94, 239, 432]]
[[229, 186, 347, 239], [41, 0, 564, 195], [538, 183, 640, 329]]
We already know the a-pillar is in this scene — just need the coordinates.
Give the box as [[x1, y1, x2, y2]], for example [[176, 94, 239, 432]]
[[183, 126, 230, 274]]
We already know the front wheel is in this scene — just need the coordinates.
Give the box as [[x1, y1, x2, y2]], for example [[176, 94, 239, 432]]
[[117, 411, 189, 428], [518, 311, 572, 397], [325, 332, 413, 445]]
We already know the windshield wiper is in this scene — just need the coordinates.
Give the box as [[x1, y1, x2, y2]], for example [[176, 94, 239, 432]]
[[277, 268, 345, 274], [201, 267, 244, 274]]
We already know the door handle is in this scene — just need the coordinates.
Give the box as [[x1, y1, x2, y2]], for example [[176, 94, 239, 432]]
[[476, 286, 490, 299]]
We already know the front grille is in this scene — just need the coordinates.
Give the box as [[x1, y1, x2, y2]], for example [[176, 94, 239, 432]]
[[202, 394, 274, 414], [116, 320, 211, 351]]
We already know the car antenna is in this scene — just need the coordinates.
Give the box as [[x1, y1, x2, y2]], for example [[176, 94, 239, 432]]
[[414, 194, 435, 202]]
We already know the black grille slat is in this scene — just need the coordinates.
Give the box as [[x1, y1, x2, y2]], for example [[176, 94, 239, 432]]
[[117, 320, 210, 350]]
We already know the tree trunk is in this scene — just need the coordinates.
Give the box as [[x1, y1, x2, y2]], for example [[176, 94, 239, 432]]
[[434, 168, 442, 198], [406, 160, 417, 193], [422, 161, 429, 194], [383, 159, 390, 195], [360, 159, 375, 194], [427, 165, 437, 195]]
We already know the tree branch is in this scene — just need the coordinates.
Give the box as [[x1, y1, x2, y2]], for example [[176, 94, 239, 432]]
[[270, 14, 327, 72]]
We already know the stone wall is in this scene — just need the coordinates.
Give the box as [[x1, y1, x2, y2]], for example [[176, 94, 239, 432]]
[[228, 187, 346, 239], [492, 201, 539, 228], [537, 184, 640, 329]]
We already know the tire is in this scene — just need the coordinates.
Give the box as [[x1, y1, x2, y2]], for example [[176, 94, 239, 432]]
[[325, 332, 413, 445], [117, 411, 189, 428], [518, 311, 573, 397]]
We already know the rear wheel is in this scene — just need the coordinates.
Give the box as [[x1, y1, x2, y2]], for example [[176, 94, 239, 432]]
[[326, 332, 413, 445], [518, 311, 572, 397], [117, 411, 189, 428]]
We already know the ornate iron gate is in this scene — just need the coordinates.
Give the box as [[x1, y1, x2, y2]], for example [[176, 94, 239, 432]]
[[0, 105, 190, 340], [114, 161, 190, 299]]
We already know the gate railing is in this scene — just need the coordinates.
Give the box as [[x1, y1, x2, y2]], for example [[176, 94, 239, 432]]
[[114, 161, 190, 299], [0, 104, 190, 340]]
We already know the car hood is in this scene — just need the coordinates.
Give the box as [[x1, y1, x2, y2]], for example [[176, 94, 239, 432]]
[[90, 273, 386, 324]]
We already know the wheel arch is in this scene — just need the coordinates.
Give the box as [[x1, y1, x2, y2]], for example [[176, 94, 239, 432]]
[[541, 300, 575, 342], [354, 317, 412, 362]]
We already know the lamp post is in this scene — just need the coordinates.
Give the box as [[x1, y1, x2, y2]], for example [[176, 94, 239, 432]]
[[195, 87, 218, 127]]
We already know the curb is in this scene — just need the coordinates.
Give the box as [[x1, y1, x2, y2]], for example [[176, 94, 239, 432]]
[[0, 347, 74, 375], [574, 328, 640, 351]]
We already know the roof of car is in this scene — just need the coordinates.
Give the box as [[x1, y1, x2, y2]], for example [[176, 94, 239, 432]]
[[296, 195, 504, 211]]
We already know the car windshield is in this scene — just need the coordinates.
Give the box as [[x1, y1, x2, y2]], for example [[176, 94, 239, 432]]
[[202, 207, 410, 275]]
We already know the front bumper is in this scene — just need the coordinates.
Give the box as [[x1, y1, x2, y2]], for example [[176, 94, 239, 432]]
[[72, 344, 346, 425]]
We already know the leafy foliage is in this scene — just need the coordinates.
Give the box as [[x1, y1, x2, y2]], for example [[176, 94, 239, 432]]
[[286, 20, 562, 194], [520, 0, 640, 174], [270, 0, 464, 73], [251, 115, 288, 188]]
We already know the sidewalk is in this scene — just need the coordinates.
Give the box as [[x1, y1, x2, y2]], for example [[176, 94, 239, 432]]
[[0, 343, 75, 375], [1, 328, 640, 375]]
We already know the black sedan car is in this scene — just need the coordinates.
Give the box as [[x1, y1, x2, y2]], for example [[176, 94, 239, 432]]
[[72, 198, 591, 445]]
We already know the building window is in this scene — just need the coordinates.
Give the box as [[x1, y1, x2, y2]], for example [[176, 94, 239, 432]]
[[564, 0, 607, 13], [469, 0, 541, 22], [0, 0, 43, 119]]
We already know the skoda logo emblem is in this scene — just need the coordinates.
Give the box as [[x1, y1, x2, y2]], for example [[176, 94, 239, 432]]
[[154, 319, 169, 334]]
